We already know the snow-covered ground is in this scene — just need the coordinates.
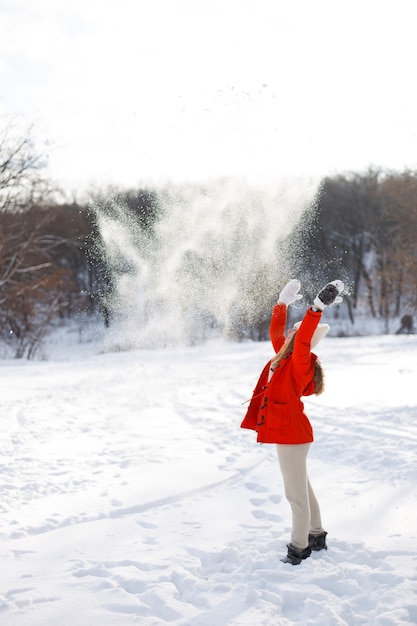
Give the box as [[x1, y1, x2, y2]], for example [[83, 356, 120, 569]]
[[1, 332, 416, 625]]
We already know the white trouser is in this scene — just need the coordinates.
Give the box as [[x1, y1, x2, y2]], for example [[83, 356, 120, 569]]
[[276, 443, 325, 550]]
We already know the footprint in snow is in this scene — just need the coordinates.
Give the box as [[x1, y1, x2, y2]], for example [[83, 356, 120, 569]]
[[244, 482, 268, 493]]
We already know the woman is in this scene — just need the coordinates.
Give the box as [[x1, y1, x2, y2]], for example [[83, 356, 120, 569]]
[[241, 278, 344, 565]]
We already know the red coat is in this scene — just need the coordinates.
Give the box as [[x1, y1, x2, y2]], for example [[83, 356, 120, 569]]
[[240, 304, 322, 444]]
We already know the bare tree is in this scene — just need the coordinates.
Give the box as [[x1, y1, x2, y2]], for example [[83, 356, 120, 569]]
[[0, 119, 53, 213], [0, 120, 71, 357], [377, 171, 417, 318]]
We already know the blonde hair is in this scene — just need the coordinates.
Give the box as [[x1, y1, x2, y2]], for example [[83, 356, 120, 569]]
[[270, 333, 296, 368], [270, 332, 325, 396], [313, 360, 325, 395]]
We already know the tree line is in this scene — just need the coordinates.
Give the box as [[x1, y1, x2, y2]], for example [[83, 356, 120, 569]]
[[291, 168, 417, 332], [0, 121, 160, 357], [0, 121, 416, 357]]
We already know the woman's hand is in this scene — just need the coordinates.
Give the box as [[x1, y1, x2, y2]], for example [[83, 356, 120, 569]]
[[313, 280, 344, 310], [278, 279, 303, 306]]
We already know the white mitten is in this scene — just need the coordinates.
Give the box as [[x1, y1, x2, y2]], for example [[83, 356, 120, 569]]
[[278, 279, 303, 306], [314, 280, 344, 310]]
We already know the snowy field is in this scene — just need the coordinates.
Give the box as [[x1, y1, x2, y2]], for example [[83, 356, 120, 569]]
[[1, 332, 417, 625]]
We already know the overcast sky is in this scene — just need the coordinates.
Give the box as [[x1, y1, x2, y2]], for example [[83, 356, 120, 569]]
[[1, 0, 417, 193]]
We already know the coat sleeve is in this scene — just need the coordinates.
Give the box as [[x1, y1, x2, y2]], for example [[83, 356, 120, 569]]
[[269, 303, 287, 353], [292, 307, 322, 376]]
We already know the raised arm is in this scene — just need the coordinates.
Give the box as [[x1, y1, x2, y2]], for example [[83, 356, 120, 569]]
[[270, 279, 303, 353], [293, 280, 344, 374], [292, 307, 322, 373], [270, 303, 287, 352]]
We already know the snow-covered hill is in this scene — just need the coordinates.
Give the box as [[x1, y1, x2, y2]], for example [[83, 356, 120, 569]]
[[1, 334, 416, 625]]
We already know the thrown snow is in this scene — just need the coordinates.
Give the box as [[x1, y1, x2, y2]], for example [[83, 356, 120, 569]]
[[1, 333, 417, 625]]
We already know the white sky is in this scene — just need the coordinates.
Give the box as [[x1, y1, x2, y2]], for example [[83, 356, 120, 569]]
[[1, 0, 417, 194]]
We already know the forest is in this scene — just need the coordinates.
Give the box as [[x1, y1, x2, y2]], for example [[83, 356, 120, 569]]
[[1, 122, 416, 358]]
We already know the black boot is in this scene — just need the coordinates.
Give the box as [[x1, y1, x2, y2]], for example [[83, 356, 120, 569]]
[[281, 543, 312, 565], [308, 531, 328, 551]]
